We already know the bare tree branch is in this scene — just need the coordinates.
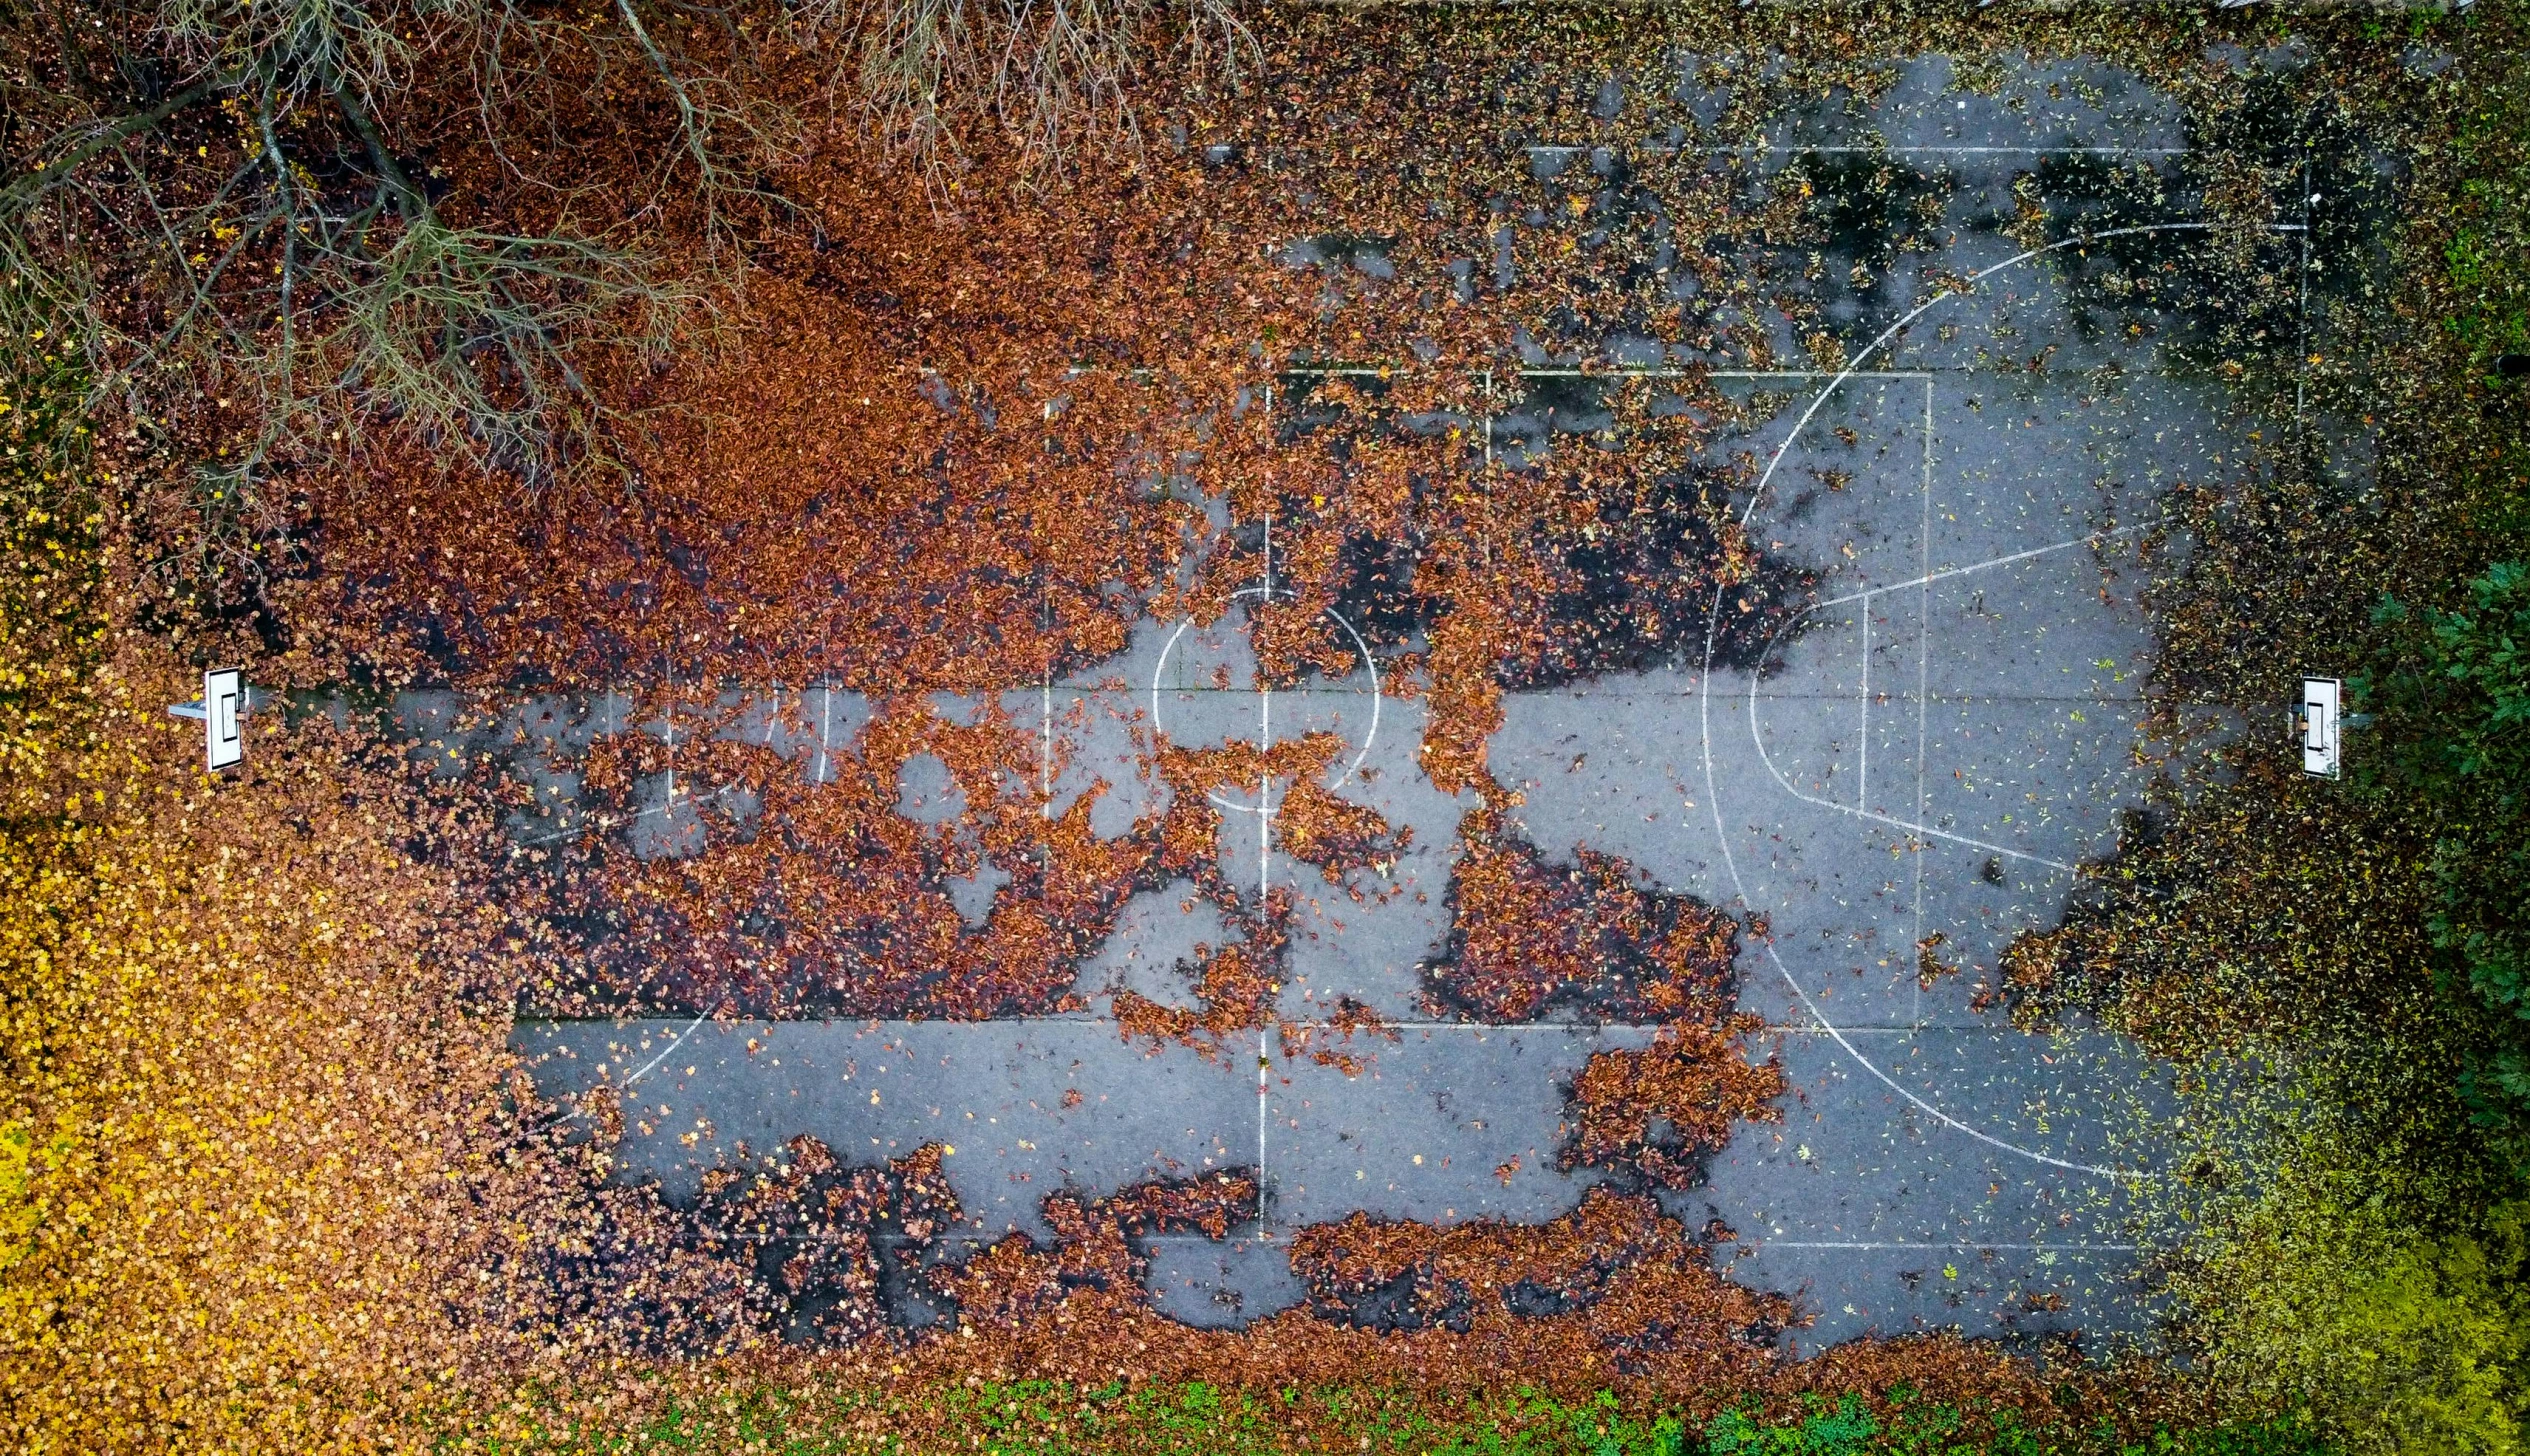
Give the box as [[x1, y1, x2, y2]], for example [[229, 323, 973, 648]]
[[0, 77, 221, 212]]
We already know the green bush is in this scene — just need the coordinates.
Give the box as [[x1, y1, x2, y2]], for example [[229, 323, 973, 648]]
[[2374, 563, 2530, 1153], [1701, 1390, 2318, 1456], [1702, 1395, 1880, 1455]]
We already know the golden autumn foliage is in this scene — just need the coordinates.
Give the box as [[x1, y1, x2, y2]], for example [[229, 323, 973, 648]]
[[1, 369, 757, 1447]]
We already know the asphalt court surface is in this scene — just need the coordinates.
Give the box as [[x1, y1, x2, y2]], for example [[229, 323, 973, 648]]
[[502, 340, 2198, 1347], [488, 54, 2317, 1349]]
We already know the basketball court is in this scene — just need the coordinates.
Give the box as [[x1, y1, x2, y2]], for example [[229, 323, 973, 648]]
[[476, 52, 2338, 1350]]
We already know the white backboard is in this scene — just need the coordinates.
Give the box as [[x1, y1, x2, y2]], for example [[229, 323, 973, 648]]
[[206, 667, 245, 770], [2301, 675, 2341, 779]]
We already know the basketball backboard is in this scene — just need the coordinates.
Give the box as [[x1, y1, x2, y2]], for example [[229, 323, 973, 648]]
[[206, 667, 245, 770], [2301, 676, 2341, 779]]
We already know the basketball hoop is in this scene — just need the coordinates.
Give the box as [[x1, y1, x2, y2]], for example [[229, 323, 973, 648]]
[[168, 668, 250, 770], [2300, 676, 2341, 779]]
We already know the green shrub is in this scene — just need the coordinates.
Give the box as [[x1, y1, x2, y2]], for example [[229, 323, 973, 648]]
[[2374, 563, 2530, 1154], [1702, 1394, 1881, 1455], [1700, 1390, 2318, 1456]]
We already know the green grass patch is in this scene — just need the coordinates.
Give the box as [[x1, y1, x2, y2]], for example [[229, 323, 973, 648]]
[[448, 1381, 2321, 1456]]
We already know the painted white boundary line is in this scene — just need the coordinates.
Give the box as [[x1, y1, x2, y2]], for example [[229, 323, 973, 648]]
[[607, 1009, 715, 1101], [1857, 596, 1869, 809], [1807, 522, 2157, 613], [1699, 220, 2283, 1181], [517, 782, 742, 847], [706, 1233, 2139, 1257], [1914, 379, 1932, 1029], [513, 682, 794, 848], [1760, 1241, 2140, 1252], [534, 1017, 2026, 1035], [1260, 518, 1273, 1238]]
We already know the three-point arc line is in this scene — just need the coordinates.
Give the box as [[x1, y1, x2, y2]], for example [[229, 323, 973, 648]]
[[1701, 220, 2293, 1182]]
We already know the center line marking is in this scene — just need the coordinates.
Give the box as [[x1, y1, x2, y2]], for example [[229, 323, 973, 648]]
[[1259, 512, 1275, 1241], [1914, 377, 1933, 1031]]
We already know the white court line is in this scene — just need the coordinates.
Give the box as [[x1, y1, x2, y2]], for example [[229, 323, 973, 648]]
[[1357, 1021, 1942, 1033], [2296, 161, 2314, 424], [1746, 722, 2078, 873], [1259, 516, 1274, 1236], [1261, 513, 1275, 885], [528, 1016, 1959, 1034], [1338, 1020, 1644, 1032], [514, 677, 812, 849], [1509, 369, 1932, 379], [1743, 607, 2077, 874], [517, 782, 741, 847], [541, 1008, 720, 1129], [599, 1230, 2139, 1255], [507, 676, 838, 844], [1759, 1241, 2139, 1252], [1700, 220, 2284, 1181], [1807, 522, 2157, 613], [1743, 521, 2158, 876], [605, 1010, 714, 1099], [734, 1232, 2133, 1250], [662, 672, 677, 806], [1746, 691, 2135, 704], [1914, 381, 1932, 1030], [1283, 367, 1934, 381], [815, 685, 833, 786]]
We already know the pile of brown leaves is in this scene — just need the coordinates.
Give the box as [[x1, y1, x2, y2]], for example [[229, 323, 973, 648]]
[[1422, 807, 1744, 1024]]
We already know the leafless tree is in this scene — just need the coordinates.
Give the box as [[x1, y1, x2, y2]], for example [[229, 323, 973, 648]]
[[0, 0, 1245, 601], [814, 0, 1253, 191]]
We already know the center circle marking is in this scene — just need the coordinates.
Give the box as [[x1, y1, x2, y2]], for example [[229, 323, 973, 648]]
[[1148, 585, 1384, 814]]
